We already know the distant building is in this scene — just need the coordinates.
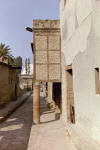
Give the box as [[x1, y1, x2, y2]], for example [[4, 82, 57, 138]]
[[19, 64, 33, 91], [19, 74, 33, 91]]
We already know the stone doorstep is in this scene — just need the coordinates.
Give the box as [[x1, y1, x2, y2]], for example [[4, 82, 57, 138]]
[[0, 92, 31, 123], [66, 124, 100, 150]]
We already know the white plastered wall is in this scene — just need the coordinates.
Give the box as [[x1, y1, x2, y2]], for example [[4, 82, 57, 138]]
[[60, 0, 100, 143]]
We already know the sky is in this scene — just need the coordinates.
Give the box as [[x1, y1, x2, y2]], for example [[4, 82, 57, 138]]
[[0, 0, 60, 65]]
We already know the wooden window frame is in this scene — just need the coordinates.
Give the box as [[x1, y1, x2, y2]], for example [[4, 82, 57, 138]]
[[64, 0, 66, 6]]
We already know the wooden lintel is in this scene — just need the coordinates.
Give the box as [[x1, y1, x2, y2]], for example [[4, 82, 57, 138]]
[[65, 65, 72, 71]]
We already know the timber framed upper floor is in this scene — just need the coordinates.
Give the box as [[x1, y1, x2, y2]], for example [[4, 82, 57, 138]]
[[33, 19, 61, 82]]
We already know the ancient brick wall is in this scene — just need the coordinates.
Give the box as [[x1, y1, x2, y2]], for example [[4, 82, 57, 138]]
[[0, 64, 18, 103]]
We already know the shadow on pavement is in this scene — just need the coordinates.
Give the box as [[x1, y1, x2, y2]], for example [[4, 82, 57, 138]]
[[0, 95, 33, 150]]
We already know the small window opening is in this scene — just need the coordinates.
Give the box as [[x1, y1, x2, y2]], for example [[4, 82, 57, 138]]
[[66, 68, 75, 124], [95, 68, 100, 94], [64, 0, 66, 6], [46, 82, 48, 97]]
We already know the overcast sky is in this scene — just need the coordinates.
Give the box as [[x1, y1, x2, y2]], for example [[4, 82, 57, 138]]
[[0, 0, 59, 64]]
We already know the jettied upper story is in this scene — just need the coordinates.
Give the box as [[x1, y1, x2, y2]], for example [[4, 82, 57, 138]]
[[33, 20, 61, 82]]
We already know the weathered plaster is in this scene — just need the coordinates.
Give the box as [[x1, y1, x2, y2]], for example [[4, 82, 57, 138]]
[[60, 0, 94, 65], [60, 0, 100, 143]]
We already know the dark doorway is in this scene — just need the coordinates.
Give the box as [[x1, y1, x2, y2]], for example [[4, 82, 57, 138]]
[[46, 82, 48, 97], [15, 84, 17, 97], [66, 69, 75, 124], [53, 82, 62, 111]]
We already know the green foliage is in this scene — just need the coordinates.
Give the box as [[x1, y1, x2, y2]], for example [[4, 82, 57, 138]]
[[0, 42, 13, 59], [14, 56, 22, 67], [25, 58, 30, 74], [0, 43, 22, 74], [14, 56, 22, 74]]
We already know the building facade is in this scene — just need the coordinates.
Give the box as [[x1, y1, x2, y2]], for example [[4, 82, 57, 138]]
[[60, 0, 100, 144], [32, 20, 62, 123], [19, 74, 33, 91], [0, 61, 21, 105], [19, 63, 33, 91]]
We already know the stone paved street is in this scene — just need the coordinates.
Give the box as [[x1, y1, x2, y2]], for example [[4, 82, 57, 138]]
[[0, 95, 33, 150], [28, 94, 77, 150]]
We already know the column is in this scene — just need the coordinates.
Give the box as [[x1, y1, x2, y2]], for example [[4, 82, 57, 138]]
[[33, 82, 40, 124], [48, 82, 53, 103], [48, 82, 56, 109]]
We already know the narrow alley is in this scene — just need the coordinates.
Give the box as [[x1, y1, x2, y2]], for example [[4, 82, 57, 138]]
[[1, 1, 100, 150], [0, 95, 33, 150]]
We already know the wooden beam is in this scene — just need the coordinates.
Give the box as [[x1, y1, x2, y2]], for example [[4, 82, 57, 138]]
[[65, 65, 72, 71]]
